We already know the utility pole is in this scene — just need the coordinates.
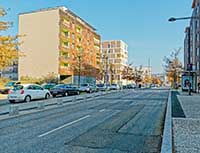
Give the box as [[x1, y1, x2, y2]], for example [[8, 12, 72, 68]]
[[105, 55, 109, 84], [78, 54, 81, 88], [148, 58, 151, 77]]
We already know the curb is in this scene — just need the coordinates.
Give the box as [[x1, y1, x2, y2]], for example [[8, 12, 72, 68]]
[[161, 90, 172, 153]]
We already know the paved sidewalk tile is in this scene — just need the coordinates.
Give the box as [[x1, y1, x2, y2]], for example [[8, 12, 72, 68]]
[[173, 118, 200, 153], [173, 92, 200, 153], [177, 94, 200, 118]]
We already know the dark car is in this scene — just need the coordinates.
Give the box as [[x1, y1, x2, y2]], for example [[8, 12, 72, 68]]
[[42, 83, 56, 90], [0, 81, 21, 94], [50, 84, 79, 97]]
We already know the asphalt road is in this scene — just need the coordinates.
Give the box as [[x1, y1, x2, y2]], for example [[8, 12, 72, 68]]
[[0, 89, 169, 153]]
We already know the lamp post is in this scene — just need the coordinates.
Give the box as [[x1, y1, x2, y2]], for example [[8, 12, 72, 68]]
[[168, 16, 200, 22], [168, 15, 200, 92]]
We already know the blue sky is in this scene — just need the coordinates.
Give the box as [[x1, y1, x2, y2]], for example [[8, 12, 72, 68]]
[[0, 0, 193, 73]]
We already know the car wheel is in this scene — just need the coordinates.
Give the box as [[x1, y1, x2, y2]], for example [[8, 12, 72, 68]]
[[9, 100, 15, 103], [52, 94, 56, 98], [45, 93, 50, 99], [24, 95, 31, 103]]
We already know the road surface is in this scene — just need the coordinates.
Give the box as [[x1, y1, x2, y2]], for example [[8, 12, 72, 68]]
[[0, 89, 168, 153]]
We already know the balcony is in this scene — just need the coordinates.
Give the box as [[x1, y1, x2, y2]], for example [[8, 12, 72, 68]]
[[94, 38, 100, 45], [94, 45, 100, 50]]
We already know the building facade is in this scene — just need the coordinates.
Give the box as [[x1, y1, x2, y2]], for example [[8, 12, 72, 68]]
[[18, 7, 101, 84], [101, 40, 128, 85], [184, 27, 191, 71], [183, 0, 200, 91]]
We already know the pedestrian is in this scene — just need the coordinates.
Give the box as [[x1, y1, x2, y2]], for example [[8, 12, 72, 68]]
[[188, 81, 192, 96], [198, 82, 200, 93]]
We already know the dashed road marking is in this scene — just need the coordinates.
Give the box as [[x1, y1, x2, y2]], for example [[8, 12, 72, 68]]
[[38, 115, 90, 138]]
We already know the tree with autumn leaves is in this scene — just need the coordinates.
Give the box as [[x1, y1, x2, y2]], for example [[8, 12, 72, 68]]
[[163, 48, 183, 88], [122, 64, 144, 85], [0, 8, 21, 73]]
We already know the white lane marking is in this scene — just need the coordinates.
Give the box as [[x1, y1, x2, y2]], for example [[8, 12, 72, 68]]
[[38, 115, 90, 138], [99, 109, 106, 112]]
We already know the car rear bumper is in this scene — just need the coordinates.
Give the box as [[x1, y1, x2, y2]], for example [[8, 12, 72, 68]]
[[8, 95, 25, 102]]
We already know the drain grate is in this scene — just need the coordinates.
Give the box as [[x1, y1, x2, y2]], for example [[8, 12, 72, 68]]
[[171, 91, 185, 118]]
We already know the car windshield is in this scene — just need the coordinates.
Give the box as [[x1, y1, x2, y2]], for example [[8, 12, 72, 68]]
[[81, 84, 88, 87], [97, 84, 104, 87], [53, 84, 65, 88], [13, 85, 23, 90]]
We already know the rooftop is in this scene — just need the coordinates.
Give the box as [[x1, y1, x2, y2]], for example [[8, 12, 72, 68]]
[[19, 6, 97, 31]]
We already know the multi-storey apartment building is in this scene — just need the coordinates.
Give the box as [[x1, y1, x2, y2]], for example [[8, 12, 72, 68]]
[[183, 0, 200, 91], [18, 7, 101, 84], [101, 40, 128, 85]]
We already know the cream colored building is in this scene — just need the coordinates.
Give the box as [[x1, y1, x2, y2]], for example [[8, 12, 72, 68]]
[[18, 7, 100, 84], [101, 40, 128, 85]]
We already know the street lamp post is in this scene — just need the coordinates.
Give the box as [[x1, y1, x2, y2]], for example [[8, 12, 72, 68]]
[[168, 15, 200, 92], [168, 16, 200, 22]]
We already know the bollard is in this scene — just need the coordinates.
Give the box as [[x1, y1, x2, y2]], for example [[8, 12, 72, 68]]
[[72, 96, 76, 102], [37, 102, 45, 110], [57, 99, 63, 105], [9, 105, 19, 116], [84, 95, 87, 102]]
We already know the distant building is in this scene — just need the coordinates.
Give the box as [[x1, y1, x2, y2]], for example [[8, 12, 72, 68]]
[[141, 66, 152, 78], [152, 73, 167, 85], [18, 6, 101, 84], [101, 40, 128, 85]]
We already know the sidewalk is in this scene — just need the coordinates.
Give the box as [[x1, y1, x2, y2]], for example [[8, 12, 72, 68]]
[[173, 91, 200, 153], [0, 94, 7, 100]]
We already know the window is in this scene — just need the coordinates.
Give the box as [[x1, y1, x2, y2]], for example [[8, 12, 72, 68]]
[[72, 22, 75, 29], [72, 33, 75, 39], [77, 37, 82, 43], [108, 44, 111, 48], [72, 43, 75, 49], [63, 63, 69, 67], [63, 31, 70, 38], [76, 26, 82, 33], [63, 18, 70, 27], [63, 42, 70, 48]]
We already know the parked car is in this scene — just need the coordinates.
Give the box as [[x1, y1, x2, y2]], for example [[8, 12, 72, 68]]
[[8, 84, 51, 103], [90, 85, 97, 92], [0, 81, 21, 94], [79, 84, 96, 93], [97, 84, 109, 91], [110, 84, 120, 90], [42, 83, 56, 90], [126, 84, 136, 89], [50, 84, 79, 97]]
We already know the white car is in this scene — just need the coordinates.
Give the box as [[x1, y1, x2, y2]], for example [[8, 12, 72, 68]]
[[79, 84, 92, 93], [8, 84, 51, 103], [110, 84, 120, 90]]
